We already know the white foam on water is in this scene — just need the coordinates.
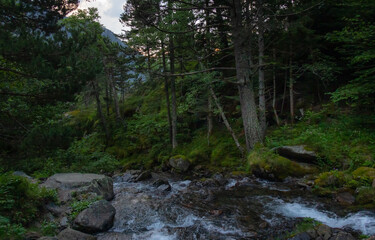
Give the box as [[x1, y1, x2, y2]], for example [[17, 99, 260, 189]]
[[273, 200, 375, 235]]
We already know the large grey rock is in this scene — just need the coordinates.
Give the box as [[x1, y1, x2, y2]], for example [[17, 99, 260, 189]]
[[289, 232, 311, 240], [331, 231, 356, 240], [169, 157, 191, 172], [336, 192, 355, 205], [74, 200, 115, 233], [41, 173, 113, 203], [42, 173, 106, 189], [316, 224, 332, 240], [57, 228, 96, 240], [275, 145, 318, 164]]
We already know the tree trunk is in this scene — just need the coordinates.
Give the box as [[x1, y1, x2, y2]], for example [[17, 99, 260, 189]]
[[210, 87, 245, 156], [272, 49, 280, 126], [257, 0, 266, 138], [109, 73, 122, 123], [169, 37, 178, 149], [91, 78, 110, 144], [161, 40, 173, 145], [207, 93, 213, 145], [289, 41, 294, 124], [231, 0, 262, 152], [105, 78, 110, 117]]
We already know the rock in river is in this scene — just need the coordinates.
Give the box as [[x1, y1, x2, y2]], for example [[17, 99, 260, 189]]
[[74, 200, 116, 233]]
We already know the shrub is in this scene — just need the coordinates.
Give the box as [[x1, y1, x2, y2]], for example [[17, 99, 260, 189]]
[[0, 173, 56, 226]]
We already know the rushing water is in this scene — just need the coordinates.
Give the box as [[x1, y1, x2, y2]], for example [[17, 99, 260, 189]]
[[97, 175, 375, 240]]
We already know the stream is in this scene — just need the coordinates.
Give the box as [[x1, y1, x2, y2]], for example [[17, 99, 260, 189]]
[[97, 174, 375, 240]]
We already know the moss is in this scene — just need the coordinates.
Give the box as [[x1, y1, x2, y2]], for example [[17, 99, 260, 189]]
[[248, 147, 317, 181], [314, 170, 349, 188], [356, 187, 375, 205], [352, 167, 375, 182]]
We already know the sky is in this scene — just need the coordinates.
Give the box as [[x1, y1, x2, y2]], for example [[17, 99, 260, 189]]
[[78, 0, 126, 34]]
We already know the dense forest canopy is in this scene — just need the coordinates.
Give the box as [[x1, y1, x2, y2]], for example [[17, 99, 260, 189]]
[[0, 0, 375, 238]]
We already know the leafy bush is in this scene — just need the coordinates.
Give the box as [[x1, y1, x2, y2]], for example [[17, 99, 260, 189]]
[[0, 173, 56, 226], [41, 220, 58, 236], [266, 109, 375, 170], [0, 216, 26, 240]]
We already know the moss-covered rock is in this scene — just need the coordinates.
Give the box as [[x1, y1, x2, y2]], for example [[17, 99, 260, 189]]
[[352, 167, 375, 183], [314, 171, 348, 188], [356, 186, 375, 205], [169, 155, 191, 172], [248, 148, 317, 181]]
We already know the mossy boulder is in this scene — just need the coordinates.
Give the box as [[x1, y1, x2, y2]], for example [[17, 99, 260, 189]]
[[356, 186, 375, 205], [169, 155, 191, 172], [314, 171, 348, 188], [248, 148, 317, 181], [352, 167, 375, 183]]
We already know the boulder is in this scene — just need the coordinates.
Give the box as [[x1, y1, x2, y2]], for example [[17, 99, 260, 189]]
[[316, 224, 332, 240], [42, 173, 105, 189], [135, 170, 151, 182], [41, 173, 113, 203], [152, 179, 169, 187], [169, 156, 191, 172], [38, 237, 58, 240], [330, 231, 356, 240], [57, 228, 96, 240], [275, 145, 318, 164], [13, 171, 37, 183], [74, 200, 115, 233], [289, 232, 311, 240], [157, 184, 171, 192], [336, 192, 355, 205]]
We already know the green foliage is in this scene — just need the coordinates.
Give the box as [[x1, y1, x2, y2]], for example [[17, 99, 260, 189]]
[[314, 170, 348, 188], [289, 218, 321, 238], [266, 109, 375, 170], [69, 197, 100, 220], [0, 173, 56, 227], [0, 216, 26, 240], [41, 220, 58, 236]]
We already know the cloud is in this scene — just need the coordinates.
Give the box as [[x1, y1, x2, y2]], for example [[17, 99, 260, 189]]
[[79, 0, 126, 34]]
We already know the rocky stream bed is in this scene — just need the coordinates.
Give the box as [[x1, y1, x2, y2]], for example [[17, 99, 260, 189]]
[[31, 169, 375, 240]]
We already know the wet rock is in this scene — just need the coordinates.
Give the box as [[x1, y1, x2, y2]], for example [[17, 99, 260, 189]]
[[289, 232, 311, 240], [316, 224, 332, 240], [152, 178, 169, 187], [38, 237, 58, 240], [372, 179, 375, 188], [275, 145, 317, 164], [212, 173, 227, 185], [169, 156, 191, 172], [157, 184, 171, 192], [330, 231, 356, 240], [97, 232, 132, 240], [74, 200, 115, 233], [135, 170, 151, 182], [336, 192, 355, 205], [57, 228, 96, 240], [259, 221, 268, 229]]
